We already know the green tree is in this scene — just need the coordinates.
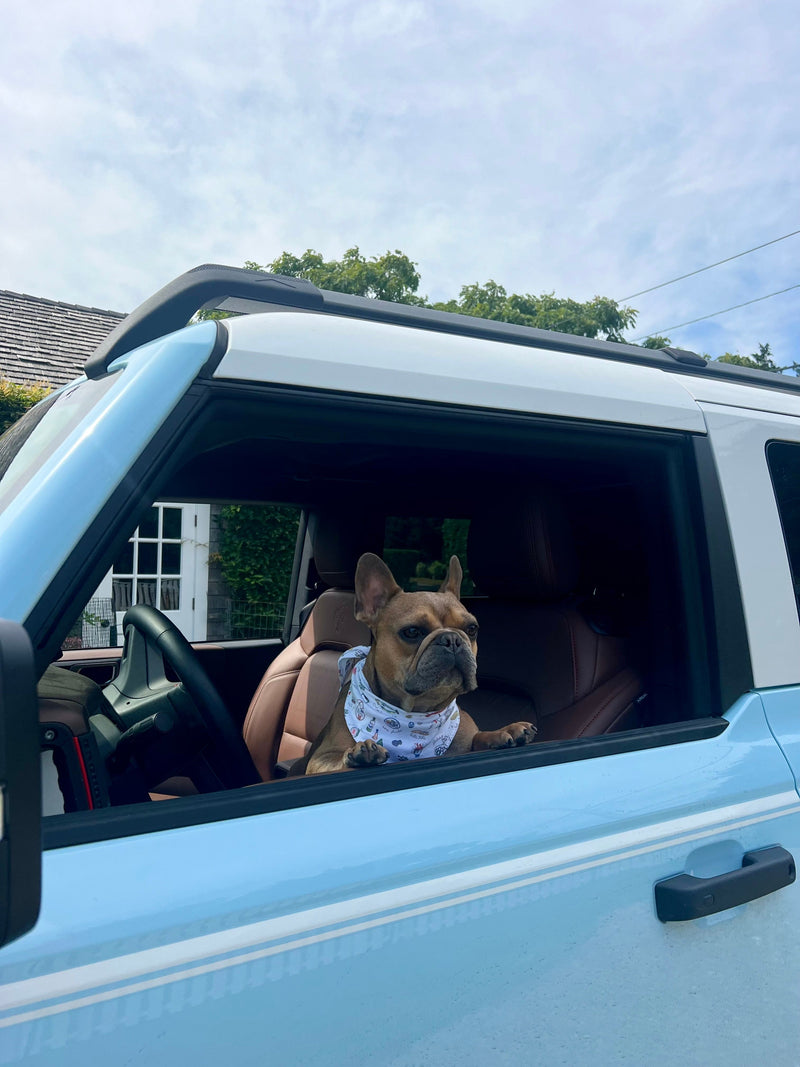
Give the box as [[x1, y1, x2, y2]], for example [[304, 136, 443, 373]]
[[432, 282, 636, 342], [639, 335, 672, 350], [715, 343, 796, 375], [258, 247, 426, 304]]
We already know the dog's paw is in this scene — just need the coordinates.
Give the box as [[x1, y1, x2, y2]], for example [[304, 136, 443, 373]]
[[503, 721, 538, 746], [472, 721, 538, 751], [345, 739, 390, 768]]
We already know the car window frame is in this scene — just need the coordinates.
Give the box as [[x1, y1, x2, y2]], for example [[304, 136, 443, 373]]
[[31, 378, 747, 848]]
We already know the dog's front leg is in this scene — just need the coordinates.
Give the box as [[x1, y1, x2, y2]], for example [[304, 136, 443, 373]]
[[471, 721, 538, 750]]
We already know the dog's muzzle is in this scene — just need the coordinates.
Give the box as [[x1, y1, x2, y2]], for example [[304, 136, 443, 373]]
[[404, 630, 477, 696]]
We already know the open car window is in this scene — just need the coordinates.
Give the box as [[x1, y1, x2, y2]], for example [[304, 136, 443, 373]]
[[39, 377, 732, 845]]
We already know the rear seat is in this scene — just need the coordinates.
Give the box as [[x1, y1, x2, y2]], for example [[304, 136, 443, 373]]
[[460, 491, 644, 742]]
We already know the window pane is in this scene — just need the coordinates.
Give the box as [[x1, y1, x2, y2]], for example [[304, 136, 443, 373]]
[[767, 441, 800, 613], [161, 542, 181, 575], [136, 579, 157, 606], [139, 507, 159, 539], [383, 517, 473, 593], [112, 578, 132, 613], [160, 579, 181, 611], [162, 507, 182, 540], [112, 541, 134, 575], [137, 541, 158, 574]]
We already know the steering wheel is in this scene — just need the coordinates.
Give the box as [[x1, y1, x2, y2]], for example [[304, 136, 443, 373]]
[[106, 604, 260, 790]]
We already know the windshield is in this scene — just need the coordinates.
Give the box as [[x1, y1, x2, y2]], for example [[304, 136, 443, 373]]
[[0, 375, 118, 517]]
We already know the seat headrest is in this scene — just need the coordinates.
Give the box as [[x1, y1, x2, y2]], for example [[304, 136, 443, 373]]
[[312, 508, 385, 588], [468, 491, 578, 601], [299, 589, 371, 654]]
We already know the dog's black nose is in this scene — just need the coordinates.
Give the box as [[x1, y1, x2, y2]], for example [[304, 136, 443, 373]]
[[436, 631, 464, 652]]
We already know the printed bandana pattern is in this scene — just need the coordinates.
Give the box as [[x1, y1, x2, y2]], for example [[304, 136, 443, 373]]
[[339, 646, 461, 762]]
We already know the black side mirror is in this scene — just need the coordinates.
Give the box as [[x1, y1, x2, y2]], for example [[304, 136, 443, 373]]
[[0, 619, 41, 949]]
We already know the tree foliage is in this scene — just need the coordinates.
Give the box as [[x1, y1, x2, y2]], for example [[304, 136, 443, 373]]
[[254, 247, 426, 305], [714, 342, 797, 374], [0, 379, 51, 435], [432, 282, 636, 342], [639, 335, 672, 350]]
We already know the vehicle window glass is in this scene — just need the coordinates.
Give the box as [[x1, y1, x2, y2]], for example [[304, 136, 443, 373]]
[[0, 376, 118, 516], [767, 440, 800, 614], [384, 517, 474, 593], [63, 501, 300, 649]]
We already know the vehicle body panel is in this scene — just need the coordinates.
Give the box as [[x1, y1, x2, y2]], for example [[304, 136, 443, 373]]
[[671, 371, 800, 419], [2, 696, 799, 1065], [761, 687, 800, 791]]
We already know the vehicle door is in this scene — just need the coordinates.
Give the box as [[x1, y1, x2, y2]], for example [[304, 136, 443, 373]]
[[1, 697, 798, 1065]]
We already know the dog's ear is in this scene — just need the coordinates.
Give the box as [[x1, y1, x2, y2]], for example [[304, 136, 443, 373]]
[[354, 553, 402, 625], [438, 555, 463, 599]]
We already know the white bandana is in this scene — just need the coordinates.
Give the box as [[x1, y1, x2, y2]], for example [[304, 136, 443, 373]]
[[339, 646, 461, 762]]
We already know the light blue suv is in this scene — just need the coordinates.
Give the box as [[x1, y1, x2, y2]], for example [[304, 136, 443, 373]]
[[1, 265, 799, 1065]]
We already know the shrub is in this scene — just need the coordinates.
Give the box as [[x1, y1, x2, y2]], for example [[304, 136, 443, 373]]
[[0, 379, 51, 434]]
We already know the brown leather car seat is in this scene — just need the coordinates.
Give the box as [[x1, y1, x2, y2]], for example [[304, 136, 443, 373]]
[[242, 511, 380, 780], [460, 491, 644, 742]]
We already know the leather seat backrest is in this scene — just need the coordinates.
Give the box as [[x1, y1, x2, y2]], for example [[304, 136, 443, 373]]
[[460, 490, 644, 742], [242, 508, 381, 781], [243, 590, 370, 779]]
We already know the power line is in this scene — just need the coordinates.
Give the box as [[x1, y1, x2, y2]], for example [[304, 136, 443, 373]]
[[633, 282, 800, 342], [620, 228, 800, 302]]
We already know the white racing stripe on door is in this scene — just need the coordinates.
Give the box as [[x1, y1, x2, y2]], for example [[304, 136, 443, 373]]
[[2, 791, 798, 1027]]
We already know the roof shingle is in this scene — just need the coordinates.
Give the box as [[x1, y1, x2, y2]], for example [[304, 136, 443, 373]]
[[0, 289, 126, 388]]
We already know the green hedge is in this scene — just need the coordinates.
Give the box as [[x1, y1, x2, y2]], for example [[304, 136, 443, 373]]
[[214, 504, 301, 604]]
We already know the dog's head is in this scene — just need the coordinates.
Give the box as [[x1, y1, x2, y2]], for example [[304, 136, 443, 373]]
[[354, 552, 478, 714]]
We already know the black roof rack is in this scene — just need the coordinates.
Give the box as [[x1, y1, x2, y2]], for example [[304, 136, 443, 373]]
[[84, 263, 800, 395]]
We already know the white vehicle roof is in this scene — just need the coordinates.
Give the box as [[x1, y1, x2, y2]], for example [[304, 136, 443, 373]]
[[216, 311, 707, 433]]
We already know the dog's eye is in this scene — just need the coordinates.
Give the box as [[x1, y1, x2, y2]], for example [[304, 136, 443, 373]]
[[400, 626, 424, 642], [464, 623, 478, 638]]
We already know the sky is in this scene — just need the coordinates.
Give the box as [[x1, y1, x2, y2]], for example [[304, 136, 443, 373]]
[[2, 0, 798, 364]]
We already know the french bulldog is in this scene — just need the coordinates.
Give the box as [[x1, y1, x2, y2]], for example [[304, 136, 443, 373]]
[[301, 552, 537, 775]]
